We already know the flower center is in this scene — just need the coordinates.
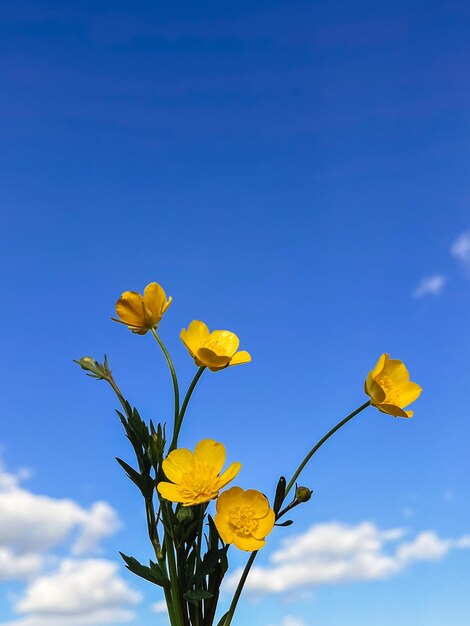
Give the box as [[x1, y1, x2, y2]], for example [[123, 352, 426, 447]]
[[376, 375, 400, 404], [229, 506, 258, 537], [181, 466, 218, 501]]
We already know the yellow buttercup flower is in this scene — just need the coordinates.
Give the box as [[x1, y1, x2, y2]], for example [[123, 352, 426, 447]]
[[112, 282, 172, 335], [157, 439, 241, 506], [214, 487, 275, 551], [180, 320, 251, 371], [365, 353, 422, 418]]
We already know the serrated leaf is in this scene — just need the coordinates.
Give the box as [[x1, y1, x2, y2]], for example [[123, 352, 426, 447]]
[[119, 553, 170, 588], [197, 548, 226, 577], [183, 589, 213, 605]]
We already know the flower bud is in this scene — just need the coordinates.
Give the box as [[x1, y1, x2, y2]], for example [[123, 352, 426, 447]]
[[76, 356, 97, 371], [74, 355, 112, 381], [295, 486, 313, 503], [176, 506, 195, 524]]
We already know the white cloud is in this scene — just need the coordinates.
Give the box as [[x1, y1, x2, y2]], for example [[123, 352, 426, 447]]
[[226, 521, 470, 595], [0, 462, 137, 626], [151, 600, 167, 614], [0, 559, 141, 626], [451, 231, 470, 268], [0, 548, 43, 581], [0, 465, 121, 579], [267, 618, 306, 626], [412, 274, 446, 298], [0, 609, 135, 626], [16, 559, 140, 614]]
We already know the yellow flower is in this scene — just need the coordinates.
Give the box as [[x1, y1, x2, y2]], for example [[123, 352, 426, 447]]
[[214, 487, 275, 551], [365, 353, 422, 418], [157, 439, 241, 506], [112, 282, 172, 335], [180, 320, 251, 371]]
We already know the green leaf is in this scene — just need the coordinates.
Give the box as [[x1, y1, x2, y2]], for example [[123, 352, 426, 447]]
[[115, 458, 154, 497], [149, 560, 169, 582], [207, 515, 221, 550], [183, 589, 213, 606], [119, 553, 170, 588], [273, 476, 286, 514], [115, 458, 142, 488], [197, 548, 227, 577]]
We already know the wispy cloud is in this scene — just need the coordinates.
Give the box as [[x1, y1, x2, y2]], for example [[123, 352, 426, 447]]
[[412, 274, 446, 298], [151, 600, 168, 614], [226, 521, 470, 595], [267, 618, 306, 626], [451, 231, 470, 269]]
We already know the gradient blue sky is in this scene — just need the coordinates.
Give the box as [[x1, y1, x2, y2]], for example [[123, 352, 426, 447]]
[[1, 1, 470, 625]]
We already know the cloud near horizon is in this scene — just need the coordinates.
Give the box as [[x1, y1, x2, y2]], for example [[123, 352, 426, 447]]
[[226, 521, 470, 595], [0, 463, 139, 626]]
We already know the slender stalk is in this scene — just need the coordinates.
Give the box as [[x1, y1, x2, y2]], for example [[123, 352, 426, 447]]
[[107, 378, 128, 413], [223, 401, 372, 626], [223, 551, 258, 626], [170, 366, 206, 451], [165, 526, 186, 626], [151, 329, 180, 427], [146, 499, 177, 626], [285, 400, 371, 497]]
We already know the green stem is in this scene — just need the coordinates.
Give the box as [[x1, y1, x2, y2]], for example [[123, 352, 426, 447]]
[[107, 378, 128, 413], [151, 329, 180, 428], [146, 500, 177, 626], [170, 366, 206, 451], [223, 551, 258, 626], [165, 524, 186, 626], [285, 400, 371, 497], [223, 401, 372, 626], [105, 376, 178, 624]]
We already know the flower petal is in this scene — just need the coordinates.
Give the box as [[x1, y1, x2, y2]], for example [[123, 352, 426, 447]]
[[194, 439, 226, 474], [241, 490, 270, 518], [382, 359, 411, 385], [216, 486, 245, 512], [229, 351, 252, 366], [204, 330, 239, 357], [232, 535, 266, 551], [217, 463, 242, 490], [252, 509, 275, 540], [162, 448, 195, 483], [115, 292, 145, 327], [214, 513, 235, 543], [372, 353, 388, 377], [364, 372, 386, 403], [376, 403, 410, 418], [181, 321, 210, 359], [395, 381, 423, 406], [197, 348, 231, 369], [143, 282, 169, 319], [157, 481, 186, 503]]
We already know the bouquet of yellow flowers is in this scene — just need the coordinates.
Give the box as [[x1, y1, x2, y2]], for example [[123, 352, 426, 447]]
[[76, 281, 422, 626]]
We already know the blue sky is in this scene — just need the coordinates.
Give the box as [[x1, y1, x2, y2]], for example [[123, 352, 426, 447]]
[[1, 1, 470, 624]]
